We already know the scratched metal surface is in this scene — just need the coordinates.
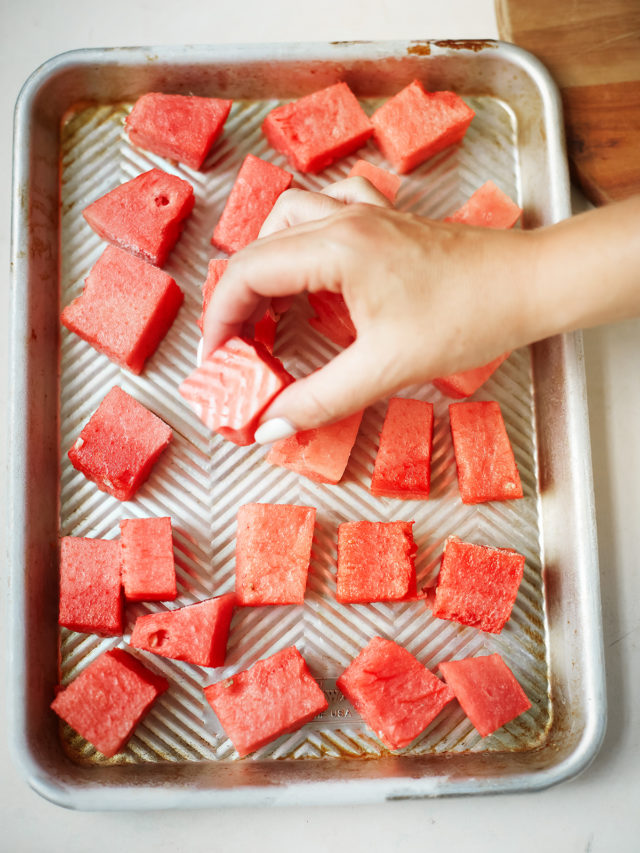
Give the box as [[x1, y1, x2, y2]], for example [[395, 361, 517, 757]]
[[58, 91, 549, 764]]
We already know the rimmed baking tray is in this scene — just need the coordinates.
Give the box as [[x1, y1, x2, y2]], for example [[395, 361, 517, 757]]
[[9, 40, 606, 809]]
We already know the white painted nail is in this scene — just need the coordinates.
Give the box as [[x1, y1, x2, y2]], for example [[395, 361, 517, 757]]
[[196, 338, 204, 367], [254, 418, 297, 445]]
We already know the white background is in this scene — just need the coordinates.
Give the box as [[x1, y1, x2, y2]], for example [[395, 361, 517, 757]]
[[2, 1, 639, 850]]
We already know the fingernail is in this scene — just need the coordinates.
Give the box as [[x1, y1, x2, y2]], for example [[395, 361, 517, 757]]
[[254, 418, 297, 445], [197, 338, 204, 367]]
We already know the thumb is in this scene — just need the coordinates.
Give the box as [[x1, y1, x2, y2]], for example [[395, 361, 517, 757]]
[[254, 336, 400, 443]]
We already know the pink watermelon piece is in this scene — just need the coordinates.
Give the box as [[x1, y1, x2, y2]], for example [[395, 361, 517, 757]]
[[83, 168, 195, 267], [262, 82, 374, 173], [120, 516, 177, 601], [61, 245, 183, 374], [198, 258, 277, 353], [58, 536, 122, 636], [68, 386, 173, 502], [50, 648, 169, 757], [371, 80, 475, 174], [266, 410, 363, 484], [307, 291, 356, 348], [438, 653, 531, 737], [179, 336, 292, 446], [204, 646, 328, 757], [125, 92, 233, 170], [371, 398, 434, 500], [336, 520, 417, 603], [235, 503, 316, 605], [337, 637, 455, 750], [211, 154, 293, 254], [444, 181, 522, 229], [432, 353, 510, 399], [348, 159, 401, 202], [431, 536, 525, 633], [129, 593, 236, 667], [449, 400, 523, 503]]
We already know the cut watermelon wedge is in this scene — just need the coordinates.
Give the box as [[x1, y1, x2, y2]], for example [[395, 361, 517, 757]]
[[337, 637, 455, 750], [445, 180, 522, 229], [307, 291, 356, 348], [371, 397, 434, 500], [125, 93, 232, 170], [439, 653, 531, 737], [58, 536, 122, 636], [83, 168, 195, 267], [347, 160, 401, 203], [120, 516, 177, 602], [204, 646, 328, 757], [178, 336, 293, 445], [129, 593, 236, 667]]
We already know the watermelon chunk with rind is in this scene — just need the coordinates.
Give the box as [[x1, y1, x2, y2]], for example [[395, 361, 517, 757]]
[[129, 593, 236, 668], [262, 82, 374, 173], [431, 536, 525, 633], [347, 159, 401, 203], [266, 410, 363, 484], [449, 400, 523, 503], [336, 637, 455, 750], [204, 646, 328, 757], [68, 386, 173, 502], [61, 245, 183, 374], [83, 168, 195, 267], [198, 258, 277, 353], [371, 80, 475, 174], [211, 154, 292, 254], [58, 536, 123, 636], [438, 653, 531, 737], [371, 397, 434, 500], [336, 520, 417, 603], [120, 516, 177, 602], [235, 503, 316, 605], [125, 93, 232, 170], [50, 648, 169, 758], [178, 336, 293, 446]]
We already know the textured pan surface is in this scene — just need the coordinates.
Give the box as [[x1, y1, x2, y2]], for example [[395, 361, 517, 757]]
[[58, 93, 550, 764]]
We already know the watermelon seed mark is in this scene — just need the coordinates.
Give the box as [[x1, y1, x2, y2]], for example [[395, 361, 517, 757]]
[[149, 629, 168, 648], [154, 195, 170, 207]]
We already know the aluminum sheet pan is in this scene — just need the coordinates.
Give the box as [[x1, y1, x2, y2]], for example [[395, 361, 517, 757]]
[[9, 41, 606, 809]]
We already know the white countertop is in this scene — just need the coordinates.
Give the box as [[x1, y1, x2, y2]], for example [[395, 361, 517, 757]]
[[2, 2, 639, 850]]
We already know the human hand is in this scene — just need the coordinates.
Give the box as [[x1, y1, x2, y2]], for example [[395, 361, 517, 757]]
[[202, 178, 540, 441]]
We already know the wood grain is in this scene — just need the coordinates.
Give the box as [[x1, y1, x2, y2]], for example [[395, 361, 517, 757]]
[[496, 0, 640, 204]]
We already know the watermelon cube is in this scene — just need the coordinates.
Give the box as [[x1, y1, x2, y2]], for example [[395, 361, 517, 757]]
[[198, 258, 277, 353], [178, 336, 292, 446], [68, 386, 172, 501], [235, 503, 316, 605], [307, 291, 356, 348], [371, 80, 475, 174], [120, 516, 177, 601], [336, 637, 455, 750], [438, 653, 531, 737], [211, 154, 293, 254], [431, 536, 525, 633], [371, 398, 434, 500], [50, 648, 168, 758], [262, 82, 374, 173], [204, 646, 328, 756], [449, 401, 523, 503], [61, 245, 183, 374], [432, 353, 510, 399], [129, 593, 236, 668], [348, 159, 401, 203], [266, 410, 363, 484], [336, 520, 417, 603], [125, 92, 233, 170], [58, 536, 122, 635], [444, 181, 522, 230], [83, 168, 195, 267]]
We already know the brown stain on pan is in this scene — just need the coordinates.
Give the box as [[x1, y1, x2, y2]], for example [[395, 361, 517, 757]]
[[433, 39, 498, 52]]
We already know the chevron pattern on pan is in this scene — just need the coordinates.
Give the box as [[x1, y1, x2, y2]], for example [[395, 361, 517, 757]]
[[57, 94, 549, 764]]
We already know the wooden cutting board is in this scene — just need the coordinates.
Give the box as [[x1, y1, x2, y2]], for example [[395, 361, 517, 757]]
[[496, 0, 640, 205]]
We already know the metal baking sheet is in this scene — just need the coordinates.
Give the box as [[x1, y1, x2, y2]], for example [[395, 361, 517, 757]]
[[9, 41, 606, 808]]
